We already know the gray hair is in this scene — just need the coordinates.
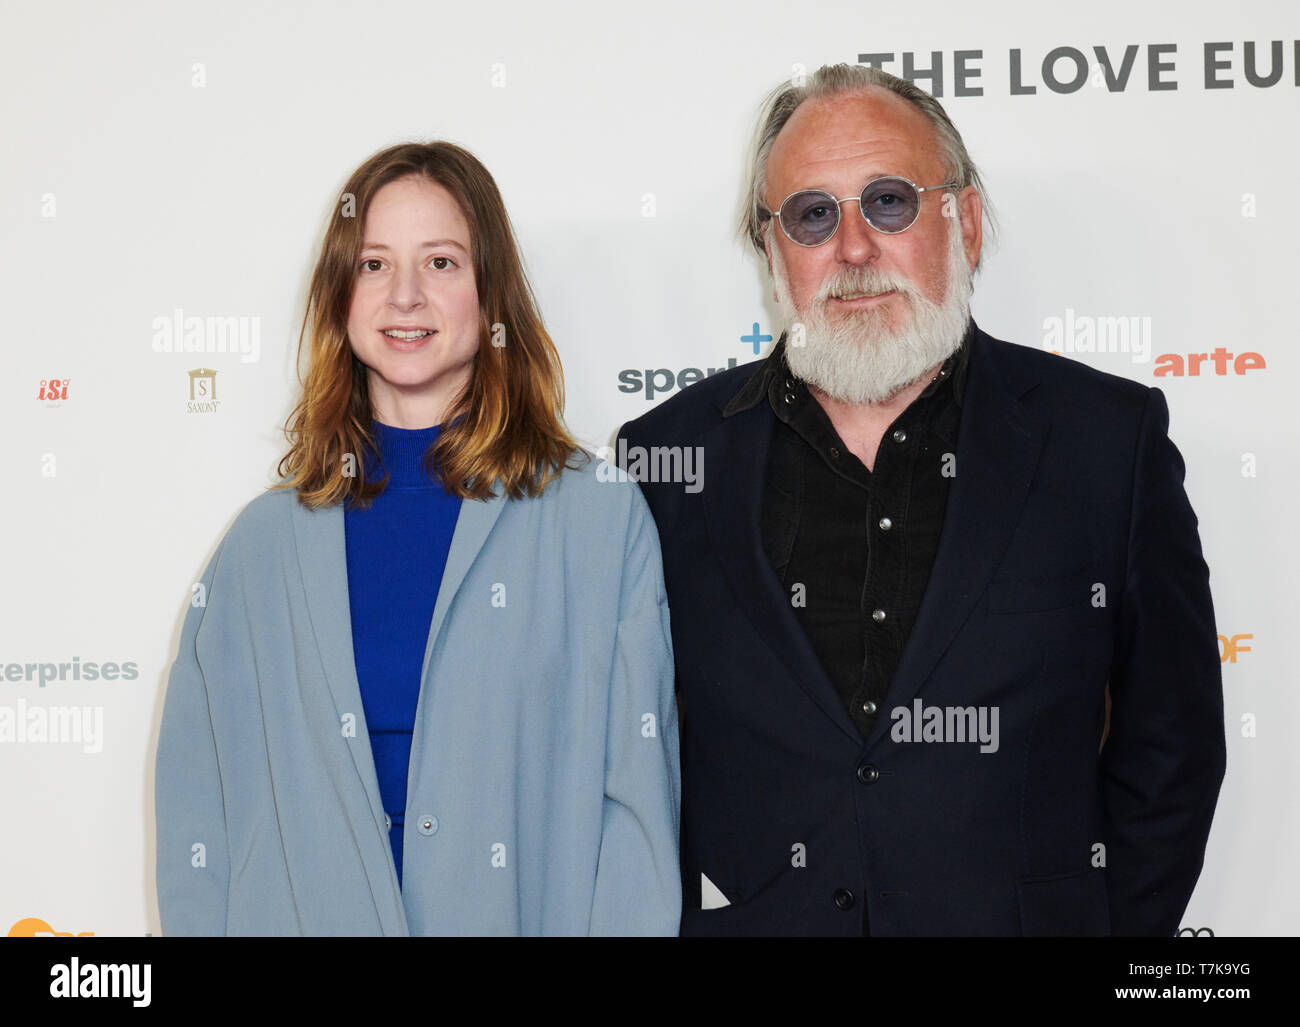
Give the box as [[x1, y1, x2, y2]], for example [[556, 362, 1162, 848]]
[[740, 63, 997, 272]]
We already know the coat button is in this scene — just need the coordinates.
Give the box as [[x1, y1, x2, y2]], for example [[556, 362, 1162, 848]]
[[833, 888, 855, 910], [878, 517, 892, 530], [892, 428, 907, 443], [871, 608, 886, 622], [417, 815, 439, 835], [861, 700, 877, 715], [857, 762, 879, 784]]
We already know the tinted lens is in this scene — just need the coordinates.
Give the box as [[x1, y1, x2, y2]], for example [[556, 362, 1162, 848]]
[[860, 177, 920, 233], [779, 190, 840, 245]]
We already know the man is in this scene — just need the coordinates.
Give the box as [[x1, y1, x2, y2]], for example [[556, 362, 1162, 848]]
[[616, 64, 1225, 936]]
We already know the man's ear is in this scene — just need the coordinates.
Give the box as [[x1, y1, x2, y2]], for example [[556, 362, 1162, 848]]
[[763, 228, 778, 302], [958, 187, 983, 271]]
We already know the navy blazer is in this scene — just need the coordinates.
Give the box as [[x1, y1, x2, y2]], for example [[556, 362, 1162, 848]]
[[617, 320, 1225, 936]]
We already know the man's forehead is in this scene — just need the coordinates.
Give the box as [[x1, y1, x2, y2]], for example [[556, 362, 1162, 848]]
[[767, 90, 942, 191]]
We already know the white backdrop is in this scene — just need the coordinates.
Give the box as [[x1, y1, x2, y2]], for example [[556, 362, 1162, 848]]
[[1, 0, 1295, 936]]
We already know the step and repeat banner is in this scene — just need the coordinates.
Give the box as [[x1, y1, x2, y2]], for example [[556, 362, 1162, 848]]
[[2, 0, 1295, 936]]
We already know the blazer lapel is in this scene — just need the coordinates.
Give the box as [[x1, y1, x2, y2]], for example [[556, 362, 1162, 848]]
[[417, 484, 505, 682], [703, 403, 862, 743], [291, 497, 408, 934], [869, 327, 1050, 743]]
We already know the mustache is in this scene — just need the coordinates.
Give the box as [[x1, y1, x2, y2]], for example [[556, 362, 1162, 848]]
[[811, 268, 915, 305]]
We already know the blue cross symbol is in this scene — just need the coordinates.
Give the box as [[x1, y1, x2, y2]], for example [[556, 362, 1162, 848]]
[[741, 322, 772, 355]]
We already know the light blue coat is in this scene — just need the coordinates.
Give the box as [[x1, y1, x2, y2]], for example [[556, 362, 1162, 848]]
[[154, 454, 681, 935]]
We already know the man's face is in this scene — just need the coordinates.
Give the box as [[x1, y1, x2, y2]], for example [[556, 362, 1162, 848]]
[[762, 88, 983, 404]]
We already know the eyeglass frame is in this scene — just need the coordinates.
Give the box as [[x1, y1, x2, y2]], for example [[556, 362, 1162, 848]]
[[763, 175, 961, 247]]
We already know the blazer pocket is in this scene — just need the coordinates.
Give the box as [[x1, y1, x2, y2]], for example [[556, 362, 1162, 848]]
[[987, 569, 1100, 614], [1015, 868, 1110, 936]]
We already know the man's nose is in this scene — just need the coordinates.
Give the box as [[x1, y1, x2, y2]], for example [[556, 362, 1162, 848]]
[[832, 198, 882, 265]]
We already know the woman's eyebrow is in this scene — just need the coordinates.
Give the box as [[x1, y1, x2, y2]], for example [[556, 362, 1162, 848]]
[[361, 239, 469, 253]]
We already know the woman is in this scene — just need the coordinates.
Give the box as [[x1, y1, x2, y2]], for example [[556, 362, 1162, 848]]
[[154, 142, 681, 935]]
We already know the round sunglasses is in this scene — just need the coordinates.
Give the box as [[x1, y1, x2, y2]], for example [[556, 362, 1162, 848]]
[[772, 176, 958, 246]]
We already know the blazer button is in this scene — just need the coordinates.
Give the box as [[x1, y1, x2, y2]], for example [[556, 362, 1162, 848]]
[[833, 888, 855, 911], [417, 815, 439, 835], [861, 700, 877, 715], [878, 517, 892, 531], [871, 608, 886, 622], [892, 428, 907, 443], [857, 762, 879, 784]]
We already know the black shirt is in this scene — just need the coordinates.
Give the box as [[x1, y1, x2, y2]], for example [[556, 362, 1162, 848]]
[[723, 320, 973, 739]]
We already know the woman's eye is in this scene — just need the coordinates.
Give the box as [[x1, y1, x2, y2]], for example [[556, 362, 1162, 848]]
[[360, 258, 383, 272], [430, 256, 455, 270]]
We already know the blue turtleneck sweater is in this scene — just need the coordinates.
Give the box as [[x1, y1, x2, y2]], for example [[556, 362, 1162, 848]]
[[343, 420, 462, 888]]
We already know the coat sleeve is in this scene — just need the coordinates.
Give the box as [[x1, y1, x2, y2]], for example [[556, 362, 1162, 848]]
[[588, 485, 683, 935], [155, 539, 232, 936], [1100, 386, 1226, 936]]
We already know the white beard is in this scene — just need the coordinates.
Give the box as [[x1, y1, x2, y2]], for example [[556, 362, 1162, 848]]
[[773, 212, 973, 405]]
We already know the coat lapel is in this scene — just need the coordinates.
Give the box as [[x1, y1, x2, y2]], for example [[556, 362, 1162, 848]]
[[417, 483, 505, 683], [703, 403, 862, 743], [291, 496, 407, 933], [868, 327, 1049, 744]]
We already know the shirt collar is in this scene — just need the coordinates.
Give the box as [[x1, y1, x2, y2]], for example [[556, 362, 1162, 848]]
[[723, 317, 973, 418]]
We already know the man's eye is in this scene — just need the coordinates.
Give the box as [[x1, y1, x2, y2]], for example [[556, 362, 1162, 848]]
[[795, 204, 835, 225]]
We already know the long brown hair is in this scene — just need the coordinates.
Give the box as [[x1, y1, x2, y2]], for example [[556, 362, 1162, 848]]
[[274, 141, 582, 507]]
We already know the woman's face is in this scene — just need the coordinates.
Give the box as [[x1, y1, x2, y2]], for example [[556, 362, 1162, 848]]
[[347, 175, 481, 428]]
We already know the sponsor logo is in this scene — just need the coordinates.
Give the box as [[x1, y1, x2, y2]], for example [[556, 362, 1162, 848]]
[[1218, 633, 1252, 664], [617, 359, 740, 401], [187, 368, 220, 413], [38, 378, 70, 406], [9, 917, 94, 938]]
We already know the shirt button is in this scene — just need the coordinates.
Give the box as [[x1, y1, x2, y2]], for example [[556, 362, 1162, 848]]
[[784, 392, 795, 404], [892, 428, 907, 443], [417, 815, 439, 835], [878, 517, 892, 531], [857, 762, 880, 784], [862, 700, 877, 715], [829, 447, 840, 459], [833, 888, 856, 911], [872, 608, 886, 622]]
